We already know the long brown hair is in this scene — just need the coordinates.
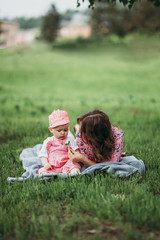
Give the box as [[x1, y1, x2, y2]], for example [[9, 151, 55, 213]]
[[77, 110, 115, 162]]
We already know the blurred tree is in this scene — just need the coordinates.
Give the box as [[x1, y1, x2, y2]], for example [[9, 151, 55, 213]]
[[126, 1, 160, 33], [91, 1, 160, 36], [91, 2, 127, 37], [41, 4, 60, 43], [77, 0, 160, 9]]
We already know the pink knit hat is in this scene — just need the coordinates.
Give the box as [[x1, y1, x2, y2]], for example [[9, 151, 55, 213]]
[[49, 109, 70, 128]]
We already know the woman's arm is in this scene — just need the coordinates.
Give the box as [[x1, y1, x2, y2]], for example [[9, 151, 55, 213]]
[[109, 128, 124, 162], [68, 149, 96, 167]]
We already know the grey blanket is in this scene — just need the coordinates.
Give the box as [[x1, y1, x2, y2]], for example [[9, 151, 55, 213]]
[[7, 144, 145, 183]]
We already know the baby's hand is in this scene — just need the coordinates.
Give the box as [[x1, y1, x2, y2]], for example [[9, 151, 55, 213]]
[[44, 163, 52, 170], [65, 141, 72, 151]]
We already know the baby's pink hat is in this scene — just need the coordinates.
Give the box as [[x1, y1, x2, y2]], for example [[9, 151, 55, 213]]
[[49, 109, 70, 128]]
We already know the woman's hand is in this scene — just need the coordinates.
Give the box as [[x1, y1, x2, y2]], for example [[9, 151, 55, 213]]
[[74, 124, 80, 134], [68, 149, 84, 164], [68, 149, 96, 167]]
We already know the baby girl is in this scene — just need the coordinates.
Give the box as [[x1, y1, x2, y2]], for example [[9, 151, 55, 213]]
[[38, 109, 81, 174]]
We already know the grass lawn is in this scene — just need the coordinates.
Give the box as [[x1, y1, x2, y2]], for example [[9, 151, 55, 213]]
[[0, 34, 160, 239]]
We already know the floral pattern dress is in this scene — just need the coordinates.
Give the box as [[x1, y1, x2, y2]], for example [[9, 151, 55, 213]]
[[76, 126, 124, 163]]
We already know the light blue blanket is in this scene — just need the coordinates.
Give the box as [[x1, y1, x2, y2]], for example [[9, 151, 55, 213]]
[[7, 144, 145, 183]]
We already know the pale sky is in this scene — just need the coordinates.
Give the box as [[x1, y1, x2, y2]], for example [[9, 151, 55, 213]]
[[0, 0, 88, 18]]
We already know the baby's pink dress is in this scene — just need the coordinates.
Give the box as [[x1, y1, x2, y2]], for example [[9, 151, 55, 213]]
[[38, 138, 80, 174]]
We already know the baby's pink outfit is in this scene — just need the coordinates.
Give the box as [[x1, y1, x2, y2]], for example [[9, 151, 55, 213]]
[[38, 137, 80, 174]]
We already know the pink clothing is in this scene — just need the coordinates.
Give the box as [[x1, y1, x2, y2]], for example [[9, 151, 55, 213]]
[[39, 137, 80, 174], [49, 109, 70, 128], [38, 135, 78, 159], [76, 126, 124, 164]]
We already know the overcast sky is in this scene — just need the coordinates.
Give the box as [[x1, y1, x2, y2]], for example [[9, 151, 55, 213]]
[[0, 0, 88, 18]]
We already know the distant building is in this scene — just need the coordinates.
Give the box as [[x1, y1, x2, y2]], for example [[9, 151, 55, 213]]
[[0, 20, 39, 49], [16, 28, 39, 45], [59, 12, 91, 39], [0, 21, 19, 48], [59, 25, 91, 39]]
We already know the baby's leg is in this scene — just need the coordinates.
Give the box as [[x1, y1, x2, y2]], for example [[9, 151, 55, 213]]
[[61, 160, 81, 174], [70, 168, 81, 174], [38, 166, 62, 174]]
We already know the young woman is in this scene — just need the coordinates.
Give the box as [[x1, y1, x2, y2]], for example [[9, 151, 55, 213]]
[[68, 110, 124, 167]]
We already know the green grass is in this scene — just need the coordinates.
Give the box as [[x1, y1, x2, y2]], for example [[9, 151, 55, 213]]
[[0, 34, 160, 239]]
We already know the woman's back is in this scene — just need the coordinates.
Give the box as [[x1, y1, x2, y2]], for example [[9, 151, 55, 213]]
[[76, 125, 124, 163]]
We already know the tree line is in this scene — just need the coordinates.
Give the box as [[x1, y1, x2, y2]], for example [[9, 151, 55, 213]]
[[77, 0, 160, 9], [12, 17, 42, 29], [2, 1, 160, 43]]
